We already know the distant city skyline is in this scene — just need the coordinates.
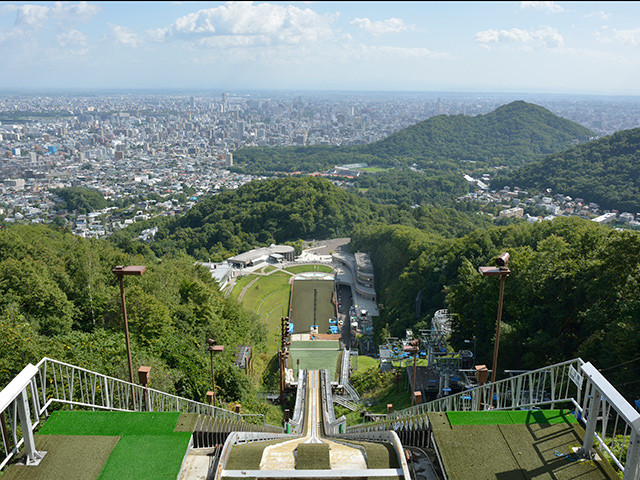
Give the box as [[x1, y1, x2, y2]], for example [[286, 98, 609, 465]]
[[1, 1, 639, 95]]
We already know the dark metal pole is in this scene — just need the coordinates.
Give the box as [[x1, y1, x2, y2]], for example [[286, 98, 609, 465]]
[[118, 274, 137, 410], [489, 272, 507, 404], [279, 350, 284, 405], [210, 349, 217, 407], [411, 351, 418, 406]]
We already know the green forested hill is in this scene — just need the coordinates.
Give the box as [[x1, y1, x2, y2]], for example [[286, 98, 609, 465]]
[[0, 225, 269, 413], [232, 101, 594, 173], [123, 176, 493, 261], [491, 127, 640, 212], [352, 216, 640, 399], [358, 101, 594, 166]]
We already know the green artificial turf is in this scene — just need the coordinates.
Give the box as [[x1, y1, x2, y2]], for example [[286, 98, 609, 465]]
[[39, 411, 182, 436], [295, 443, 330, 469], [97, 433, 191, 480], [431, 411, 620, 480], [446, 409, 578, 426], [28, 411, 192, 480], [290, 340, 340, 349], [290, 279, 335, 334], [1, 435, 118, 480], [500, 423, 620, 480]]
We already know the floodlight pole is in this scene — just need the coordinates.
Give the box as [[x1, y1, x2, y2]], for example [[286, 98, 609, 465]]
[[478, 253, 510, 409], [113, 265, 146, 410], [490, 272, 507, 403], [207, 339, 224, 408]]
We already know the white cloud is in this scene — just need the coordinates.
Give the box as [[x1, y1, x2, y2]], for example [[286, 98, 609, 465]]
[[0, 1, 98, 49], [475, 26, 564, 49], [12, 1, 99, 28], [56, 30, 87, 49], [105, 24, 141, 48], [152, 2, 335, 47], [585, 11, 611, 20], [521, 1, 564, 14], [350, 17, 413, 36], [611, 28, 640, 46]]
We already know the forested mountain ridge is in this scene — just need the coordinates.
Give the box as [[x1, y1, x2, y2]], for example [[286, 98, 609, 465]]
[[358, 101, 594, 166], [491, 126, 640, 212], [117, 176, 494, 261], [232, 101, 594, 173]]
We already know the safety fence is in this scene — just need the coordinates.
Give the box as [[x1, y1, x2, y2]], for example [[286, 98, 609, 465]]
[[0, 358, 282, 471], [346, 358, 640, 479]]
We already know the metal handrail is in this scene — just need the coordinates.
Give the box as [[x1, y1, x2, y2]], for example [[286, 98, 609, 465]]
[[1, 357, 282, 471]]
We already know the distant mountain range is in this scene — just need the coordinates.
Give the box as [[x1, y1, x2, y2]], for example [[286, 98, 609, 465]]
[[492, 127, 640, 212], [233, 101, 595, 173]]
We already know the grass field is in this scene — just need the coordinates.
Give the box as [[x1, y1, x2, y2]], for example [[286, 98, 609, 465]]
[[289, 278, 335, 334], [233, 272, 291, 351], [285, 264, 333, 274]]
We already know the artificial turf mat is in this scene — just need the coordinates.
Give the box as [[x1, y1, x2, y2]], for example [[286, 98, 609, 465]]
[[174, 413, 200, 432], [499, 423, 620, 480], [336, 440, 400, 469], [289, 340, 340, 377], [27, 411, 192, 480], [295, 443, 331, 469], [447, 409, 578, 426], [39, 411, 182, 435], [97, 433, 191, 480], [431, 414, 620, 480], [1, 435, 118, 480], [225, 439, 287, 470]]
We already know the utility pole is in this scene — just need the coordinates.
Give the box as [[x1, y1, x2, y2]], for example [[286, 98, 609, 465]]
[[280, 317, 291, 405]]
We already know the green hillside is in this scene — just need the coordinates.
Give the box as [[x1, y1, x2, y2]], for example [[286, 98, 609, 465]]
[[492, 127, 640, 212], [352, 216, 640, 400], [232, 101, 594, 173], [132, 176, 492, 261]]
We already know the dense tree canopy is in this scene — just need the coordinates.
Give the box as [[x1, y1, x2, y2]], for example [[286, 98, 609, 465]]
[[353, 217, 640, 399], [492, 127, 640, 212], [0, 225, 268, 410], [51, 187, 108, 213], [112, 176, 493, 261]]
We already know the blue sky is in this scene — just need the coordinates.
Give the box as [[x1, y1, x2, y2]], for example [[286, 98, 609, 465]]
[[1, 1, 639, 94]]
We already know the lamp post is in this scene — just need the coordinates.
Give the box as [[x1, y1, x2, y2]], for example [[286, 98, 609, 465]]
[[403, 339, 420, 406], [464, 336, 477, 359], [207, 339, 225, 407], [112, 265, 146, 410], [478, 252, 510, 408]]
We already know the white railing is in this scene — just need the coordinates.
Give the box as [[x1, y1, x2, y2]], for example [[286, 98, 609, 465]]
[[320, 369, 346, 435], [339, 348, 360, 402], [287, 369, 306, 434], [345, 357, 640, 477], [1, 358, 282, 471], [577, 363, 640, 479]]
